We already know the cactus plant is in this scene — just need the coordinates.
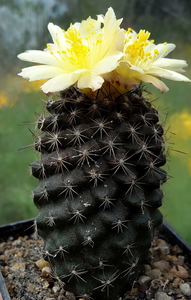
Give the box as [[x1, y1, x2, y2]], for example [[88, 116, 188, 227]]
[[18, 8, 190, 300]]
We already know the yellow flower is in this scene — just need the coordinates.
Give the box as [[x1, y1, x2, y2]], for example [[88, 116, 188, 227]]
[[18, 8, 190, 94], [18, 7, 124, 93], [113, 29, 190, 93]]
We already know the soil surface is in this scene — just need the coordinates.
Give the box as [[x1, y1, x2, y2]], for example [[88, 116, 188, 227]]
[[0, 230, 191, 300]]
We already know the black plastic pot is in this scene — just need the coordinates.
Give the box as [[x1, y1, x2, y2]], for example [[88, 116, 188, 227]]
[[0, 219, 191, 300]]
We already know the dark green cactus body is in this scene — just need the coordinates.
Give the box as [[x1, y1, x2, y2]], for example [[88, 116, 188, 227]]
[[31, 86, 167, 300]]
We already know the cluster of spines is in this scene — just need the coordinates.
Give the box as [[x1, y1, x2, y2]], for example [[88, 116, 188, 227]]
[[30, 86, 167, 299]]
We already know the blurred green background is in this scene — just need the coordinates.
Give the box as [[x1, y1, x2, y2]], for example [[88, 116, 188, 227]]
[[0, 0, 191, 243]]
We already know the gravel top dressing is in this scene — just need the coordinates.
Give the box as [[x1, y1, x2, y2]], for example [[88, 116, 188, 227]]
[[0, 227, 191, 300]]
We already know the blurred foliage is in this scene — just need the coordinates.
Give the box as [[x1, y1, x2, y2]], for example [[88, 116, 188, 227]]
[[0, 0, 191, 243], [0, 76, 46, 224]]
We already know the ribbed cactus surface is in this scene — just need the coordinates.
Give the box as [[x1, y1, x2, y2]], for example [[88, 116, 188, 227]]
[[31, 85, 167, 300]]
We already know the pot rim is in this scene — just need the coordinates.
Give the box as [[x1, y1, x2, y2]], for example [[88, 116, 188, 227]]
[[0, 218, 191, 258]]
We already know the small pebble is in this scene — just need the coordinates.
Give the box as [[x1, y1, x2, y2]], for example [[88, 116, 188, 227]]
[[172, 277, 184, 288], [36, 277, 43, 283], [16, 251, 23, 257], [0, 254, 9, 261], [7, 274, 13, 280], [138, 283, 148, 293], [155, 291, 174, 300], [78, 295, 91, 300], [145, 269, 161, 279], [144, 264, 151, 272], [156, 239, 166, 245], [28, 284, 35, 292], [152, 259, 170, 272], [36, 258, 50, 270], [41, 266, 52, 277], [175, 295, 186, 300], [129, 287, 139, 296], [170, 265, 188, 279], [179, 283, 191, 296], [172, 244, 183, 256], [43, 280, 50, 288], [65, 291, 76, 300], [52, 283, 60, 293], [0, 244, 5, 254], [165, 254, 178, 262], [177, 255, 185, 265], [12, 239, 22, 246], [10, 262, 25, 272], [153, 243, 170, 259], [162, 273, 174, 281], [138, 275, 151, 285]]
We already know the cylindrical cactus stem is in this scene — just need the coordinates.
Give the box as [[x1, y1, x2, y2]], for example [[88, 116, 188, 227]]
[[30, 85, 167, 299]]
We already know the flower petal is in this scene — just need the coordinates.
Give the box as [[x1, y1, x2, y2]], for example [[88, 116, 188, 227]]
[[136, 74, 169, 93], [153, 58, 188, 71], [128, 63, 144, 74], [18, 65, 66, 81], [77, 72, 104, 91], [101, 7, 124, 54], [47, 23, 68, 50], [18, 50, 60, 66], [148, 67, 191, 82], [92, 52, 123, 74], [154, 43, 175, 58], [41, 73, 80, 93]]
